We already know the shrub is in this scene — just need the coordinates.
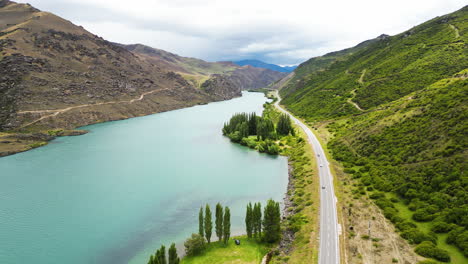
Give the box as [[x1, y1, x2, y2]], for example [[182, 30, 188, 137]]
[[431, 221, 450, 233], [267, 143, 280, 155], [369, 192, 385, 200], [396, 221, 417, 232], [415, 241, 451, 262], [288, 214, 308, 233], [184, 233, 206, 256], [401, 228, 436, 244], [446, 228, 468, 257], [412, 209, 434, 222], [343, 168, 356, 174]]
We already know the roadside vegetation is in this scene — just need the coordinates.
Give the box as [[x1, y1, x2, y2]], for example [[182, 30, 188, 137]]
[[278, 6, 467, 263]]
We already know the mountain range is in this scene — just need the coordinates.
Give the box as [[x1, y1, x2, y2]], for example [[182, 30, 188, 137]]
[[234, 59, 297, 73], [0, 0, 285, 132]]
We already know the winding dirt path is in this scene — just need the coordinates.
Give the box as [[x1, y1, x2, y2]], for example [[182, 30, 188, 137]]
[[449, 24, 460, 38], [346, 69, 366, 111], [18, 88, 170, 128]]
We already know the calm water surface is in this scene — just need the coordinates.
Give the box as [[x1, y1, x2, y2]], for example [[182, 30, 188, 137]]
[[0, 92, 288, 264]]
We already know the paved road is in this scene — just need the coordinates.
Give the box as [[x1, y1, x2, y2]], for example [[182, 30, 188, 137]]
[[274, 92, 340, 264]]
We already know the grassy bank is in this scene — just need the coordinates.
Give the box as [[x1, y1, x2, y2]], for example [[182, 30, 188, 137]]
[[181, 236, 271, 264], [220, 93, 320, 263]]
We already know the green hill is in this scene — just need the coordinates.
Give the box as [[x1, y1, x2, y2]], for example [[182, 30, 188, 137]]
[[280, 6, 467, 263], [281, 6, 467, 121]]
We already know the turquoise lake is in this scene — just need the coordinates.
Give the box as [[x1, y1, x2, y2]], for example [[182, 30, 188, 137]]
[[0, 92, 288, 264]]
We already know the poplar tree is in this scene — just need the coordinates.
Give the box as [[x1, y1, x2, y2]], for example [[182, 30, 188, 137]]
[[263, 199, 281, 243], [198, 206, 204, 238], [276, 113, 294, 136], [245, 202, 253, 238], [215, 203, 224, 241], [248, 112, 257, 135], [148, 255, 154, 264], [204, 204, 213, 243], [254, 202, 262, 238], [223, 206, 231, 245], [155, 245, 166, 264], [168, 243, 179, 264]]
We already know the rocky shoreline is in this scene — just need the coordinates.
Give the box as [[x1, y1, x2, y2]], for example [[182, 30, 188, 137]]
[[262, 161, 297, 264], [0, 129, 87, 157], [279, 161, 296, 253]]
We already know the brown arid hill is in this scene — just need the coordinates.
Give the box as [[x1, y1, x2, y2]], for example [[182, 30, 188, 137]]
[[124, 43, 287, 89], [0, 0, 284, 156]]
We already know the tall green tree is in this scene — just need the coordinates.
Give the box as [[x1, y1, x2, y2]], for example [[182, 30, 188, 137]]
[[204, 204, 213, 243], [276, 113, 294, 136], [168, 243, 179, 264], [223, 206, 231, 245], [215, 203, 224, 241], [155, 245, 166, 264], [257, 119, 275, 140], [252, 202, 262, 238], [148, 255, 155, 264], [245, 202, 253, 238], [263, 199, 281, 243], [198, 206, 204, 237], [248, 112, 257, 135]]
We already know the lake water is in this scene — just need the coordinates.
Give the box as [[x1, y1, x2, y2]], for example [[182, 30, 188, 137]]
[[0, 92, 288, 264]]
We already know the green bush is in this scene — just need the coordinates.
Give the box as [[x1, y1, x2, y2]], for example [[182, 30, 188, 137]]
[[400, 228, 436, 244], [431, 221, 451, 233], [184, 233, 206, 256], [288, 214, 308, 233], [415, 241, 451, 262], [396, 221, 417, 232], [412, 208, 435, 222]]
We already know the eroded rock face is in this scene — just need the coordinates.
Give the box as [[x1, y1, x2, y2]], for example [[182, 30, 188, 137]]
[[201, 74, 242, 100], [0, 54, 51, 129]]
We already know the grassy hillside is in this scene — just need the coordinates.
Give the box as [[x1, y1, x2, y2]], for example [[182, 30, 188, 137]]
[[281, 6, 467, 121], [280, 5, 467, 263]]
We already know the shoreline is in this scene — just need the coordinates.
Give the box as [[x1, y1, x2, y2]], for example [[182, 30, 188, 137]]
[[278, 161, 296, 253], [0, 92, 251, 158], [0, 129, 88, 157]]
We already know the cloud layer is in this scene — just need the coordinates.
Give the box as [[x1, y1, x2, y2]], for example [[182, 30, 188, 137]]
[[21, 0, 466, 64]]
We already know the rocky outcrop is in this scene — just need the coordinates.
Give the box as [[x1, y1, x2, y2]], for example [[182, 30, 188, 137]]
[[227, 66, 287, 90], [201, 74, 242, 100]]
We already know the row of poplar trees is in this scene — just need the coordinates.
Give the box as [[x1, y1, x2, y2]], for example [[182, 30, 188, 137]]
[[198, 203, 231, 245], [147, 243, 179, 264], [245, 199, 281, 243]]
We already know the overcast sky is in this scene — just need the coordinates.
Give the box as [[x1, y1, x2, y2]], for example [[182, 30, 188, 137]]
[[19, 0, 466, 65]]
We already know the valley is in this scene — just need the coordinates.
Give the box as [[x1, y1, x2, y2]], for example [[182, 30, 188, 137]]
[[1, 0, 466, 264]]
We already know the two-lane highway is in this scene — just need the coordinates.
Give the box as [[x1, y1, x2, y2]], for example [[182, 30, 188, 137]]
[[274, 91, 340, 264]]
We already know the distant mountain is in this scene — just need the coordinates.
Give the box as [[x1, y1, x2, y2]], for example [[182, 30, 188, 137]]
[[233, 59, 297, 73], [124, 44, 286, 91]]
